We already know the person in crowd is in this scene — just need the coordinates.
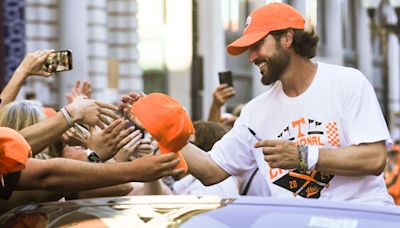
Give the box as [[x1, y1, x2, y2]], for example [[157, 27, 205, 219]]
[[0, 100, 138, 213], [128, 3, 393, 205], [0, 50, 54, 109], [385, 143, 400, 205], [0, 57, 184, 206], [0, 100, 61, 160], [207, 84, 245, 128], [207, 84, 235, 124]]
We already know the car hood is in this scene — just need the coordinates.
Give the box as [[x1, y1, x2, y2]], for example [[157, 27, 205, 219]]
[[1, 195, 400, 227]]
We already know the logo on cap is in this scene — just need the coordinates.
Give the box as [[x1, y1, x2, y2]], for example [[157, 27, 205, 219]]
[[244, 16, 252, 32]]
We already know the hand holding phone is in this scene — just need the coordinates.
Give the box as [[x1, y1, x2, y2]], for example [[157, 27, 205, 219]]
[[43, 50, 73, 73], [218, 71, 233, 87]]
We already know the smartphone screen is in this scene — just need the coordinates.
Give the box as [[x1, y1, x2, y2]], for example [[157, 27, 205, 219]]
[[44, 50, 73, 73], [218, 71, 233, 87]]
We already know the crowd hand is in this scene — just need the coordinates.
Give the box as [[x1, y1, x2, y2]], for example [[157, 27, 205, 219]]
[[86, 119, 133, 162], [65, 80, 92, 104], [212, 84, 236, 107], [16, 50, 54, 78], [113, 129, 143, 162], [132, 153, 185, 182], [67, 95, 119, 129], [61, 127, 88, 147], [221, 115, 238, 126], [254, 139, 300, 169], [118, 91, 146, 117], [132, 138, 156, 158]]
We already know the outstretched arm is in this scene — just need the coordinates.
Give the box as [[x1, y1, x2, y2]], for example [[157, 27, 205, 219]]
[[255, 140, 387, 176], [19, 96, 119, 155], [181, 143, 230, 186], [316, 141, 386, 176], [16, 153, 184, 192], [0, 50, 53, 108], [73, 183, 133, 199], [207, 84, 235, 122]]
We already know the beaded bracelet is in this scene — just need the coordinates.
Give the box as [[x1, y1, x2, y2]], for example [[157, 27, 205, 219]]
[[298, 144, 308, 173]]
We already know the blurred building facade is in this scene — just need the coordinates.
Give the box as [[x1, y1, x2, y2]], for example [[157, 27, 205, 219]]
[[0, 0, 400, 138]]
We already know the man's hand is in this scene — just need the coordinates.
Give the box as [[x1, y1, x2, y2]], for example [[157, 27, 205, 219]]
[[131, 153, 185, 182], [86, 119, 134, 162], [66, 96, 119, 128], [65, 80, 92, 104], [255, 139, 300, 169], [212, 84, 235, 107], [16, 50, 54, 78]]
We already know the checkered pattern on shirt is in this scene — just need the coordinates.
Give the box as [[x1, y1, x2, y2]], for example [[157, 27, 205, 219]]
[[326, 121, 340, 147]]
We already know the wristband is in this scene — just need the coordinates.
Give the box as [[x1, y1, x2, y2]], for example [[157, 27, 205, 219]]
[[60, 108, 74, 127], [307, 145, 319, 171]]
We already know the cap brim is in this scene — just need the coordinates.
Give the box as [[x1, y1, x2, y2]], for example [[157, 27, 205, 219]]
[[227, 32, 269, 56]]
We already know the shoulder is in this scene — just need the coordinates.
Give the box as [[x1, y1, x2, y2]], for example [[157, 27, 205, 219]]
[[317, 62, 372, 93], [318, 63, 366, 80], [318, 62, 369, 84]]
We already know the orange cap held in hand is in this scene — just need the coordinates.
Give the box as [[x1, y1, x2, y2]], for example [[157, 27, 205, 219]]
[[0, 127, 32, 174], [131, 93, 195, 172]]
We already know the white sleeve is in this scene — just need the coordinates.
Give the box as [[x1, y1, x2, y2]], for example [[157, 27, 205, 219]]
[[209, 119, 258, 176], [342, 72, 392, 145]]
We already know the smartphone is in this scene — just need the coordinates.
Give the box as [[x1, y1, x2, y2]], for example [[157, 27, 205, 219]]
[[44, 50, 73, 73], [218, 71, 233, 87]]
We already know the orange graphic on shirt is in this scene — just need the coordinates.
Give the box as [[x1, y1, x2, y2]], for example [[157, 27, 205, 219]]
[[326, 121, 340, 147], [292, 118, 305, 138], [305, 185, 319, 197], [269, 118, 337, 198]]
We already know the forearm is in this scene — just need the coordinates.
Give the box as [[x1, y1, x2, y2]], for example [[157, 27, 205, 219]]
[[0, 69, 28, 108], [143, 181, 163, 195], [207, 102, 222, 122], [17, 158, 135, 191], [181, 143, 230, 185], [76, 183, 133, 199], [19, 113, 70, 155], [0, 190, 64, 214], [316, 141, 387, 176]]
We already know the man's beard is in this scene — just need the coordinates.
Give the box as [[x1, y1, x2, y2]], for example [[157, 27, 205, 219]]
[[261, 46, 290, 85]]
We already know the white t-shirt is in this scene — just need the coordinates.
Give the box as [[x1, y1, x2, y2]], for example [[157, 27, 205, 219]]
[[209, 62, 394, 205], [172, 174, 239, 197], [239, 168, 271, 196]]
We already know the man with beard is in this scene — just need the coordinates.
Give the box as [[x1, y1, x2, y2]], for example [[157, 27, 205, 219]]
[[133, 2, 393, 204]]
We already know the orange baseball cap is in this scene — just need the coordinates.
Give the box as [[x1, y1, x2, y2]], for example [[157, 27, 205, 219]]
[[131, 93, 195, 172], [0, 127, 32, 174], [227, 2, 305, 56]]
